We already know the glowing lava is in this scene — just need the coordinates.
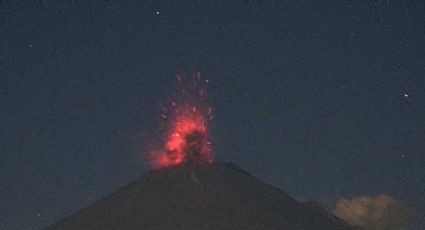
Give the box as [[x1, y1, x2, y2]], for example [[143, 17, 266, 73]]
[[152, 73, 214, 168]]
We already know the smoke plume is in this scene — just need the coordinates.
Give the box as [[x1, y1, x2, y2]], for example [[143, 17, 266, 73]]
[[333, 195, 408, 230]]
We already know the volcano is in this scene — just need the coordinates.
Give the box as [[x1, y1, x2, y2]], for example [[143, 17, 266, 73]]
[[44, 162, 353, 230]]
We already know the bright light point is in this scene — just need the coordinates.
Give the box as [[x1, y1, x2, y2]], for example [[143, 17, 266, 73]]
[[155, 11, 160, 15], [403, 93, 409, 98]]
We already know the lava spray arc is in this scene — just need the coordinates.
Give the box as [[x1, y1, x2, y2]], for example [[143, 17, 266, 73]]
[[152, 73, 214, 168]]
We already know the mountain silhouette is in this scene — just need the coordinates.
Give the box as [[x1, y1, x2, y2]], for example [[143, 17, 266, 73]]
[[44, 161, 353, 230]]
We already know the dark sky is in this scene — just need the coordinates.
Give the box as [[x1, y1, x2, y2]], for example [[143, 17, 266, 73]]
[[2, 1, 425, 229]]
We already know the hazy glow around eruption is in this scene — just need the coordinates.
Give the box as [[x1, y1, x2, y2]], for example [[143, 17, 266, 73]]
[[152, 73, 214, 168]]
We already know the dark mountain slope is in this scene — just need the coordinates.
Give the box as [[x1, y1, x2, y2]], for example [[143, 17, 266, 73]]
[[45, 162, 352, 230]]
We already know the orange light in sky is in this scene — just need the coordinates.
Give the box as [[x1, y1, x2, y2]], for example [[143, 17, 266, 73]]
[[152, 73, 213, 168]]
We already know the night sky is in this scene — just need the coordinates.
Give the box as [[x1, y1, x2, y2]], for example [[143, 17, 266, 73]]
[[2, 1, 425, 229]]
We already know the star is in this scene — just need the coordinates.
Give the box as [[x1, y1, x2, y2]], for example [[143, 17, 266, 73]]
[[403, 92, 412, 101], [334, 188, 340, 196], [155, 10, 160, 15]]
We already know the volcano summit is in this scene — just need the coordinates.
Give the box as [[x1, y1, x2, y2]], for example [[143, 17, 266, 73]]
[[45, 162, 353, 230]]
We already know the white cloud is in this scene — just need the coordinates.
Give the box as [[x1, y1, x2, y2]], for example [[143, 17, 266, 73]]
[[333, 195, 408, 230]]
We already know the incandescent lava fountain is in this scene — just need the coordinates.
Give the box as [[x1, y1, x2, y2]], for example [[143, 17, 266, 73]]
[[152, 73, 214, 168]]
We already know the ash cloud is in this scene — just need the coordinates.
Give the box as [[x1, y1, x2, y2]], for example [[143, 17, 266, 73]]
[[333, 195, 408, 230]]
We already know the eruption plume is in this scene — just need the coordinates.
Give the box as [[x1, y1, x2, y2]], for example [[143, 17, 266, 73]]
[[152, 72, 214, 168]]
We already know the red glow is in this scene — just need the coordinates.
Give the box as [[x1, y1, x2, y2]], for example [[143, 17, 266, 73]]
[[152, 73, 214, 168]]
